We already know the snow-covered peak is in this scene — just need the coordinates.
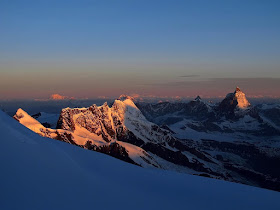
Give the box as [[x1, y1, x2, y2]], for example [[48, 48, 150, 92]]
[[114, 98, 139, 110], [195, 96, 201, 101], [233, 87, 250, 109], [111, 97, 144, 123], [50, 94, 75, 100], [118, 94, 135, 102], [56, 97, 173, 146], [224, 87, 250, 109], [218, 87, 253, 118], [50, 94, 67, 100]]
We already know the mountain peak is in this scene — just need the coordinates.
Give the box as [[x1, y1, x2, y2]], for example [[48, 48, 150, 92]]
[[195, 95, 201, 101], [50, 94, 67, 100], [219, 87, 251, 115], [50, 94, 75, 100], [118, 94, 135, 102], [233, 87, 250, 109], [235, 86, 241, 93]]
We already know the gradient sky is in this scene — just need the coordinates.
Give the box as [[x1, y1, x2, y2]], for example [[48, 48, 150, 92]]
[[0, 0, 280, 99]]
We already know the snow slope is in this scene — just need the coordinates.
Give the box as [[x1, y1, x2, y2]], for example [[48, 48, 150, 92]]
[[0, 110, 279, 210], [57, 97, 174, 144], [32, 112, 60, 128]]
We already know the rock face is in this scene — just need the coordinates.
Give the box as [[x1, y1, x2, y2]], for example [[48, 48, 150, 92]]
[[234, 87, 250, 108], [13, 108, 161, 168], [218, 87, 253, 119], [55, 97, 220, 176], [56, 98, 174, 144]]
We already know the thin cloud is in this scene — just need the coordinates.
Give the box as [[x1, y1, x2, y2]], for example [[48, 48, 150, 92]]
[[179, 75, 200, 78]]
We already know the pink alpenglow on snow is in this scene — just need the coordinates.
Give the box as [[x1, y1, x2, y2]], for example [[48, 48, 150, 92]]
[[234, 87, 251, 109], [50, 94, 75, 100]]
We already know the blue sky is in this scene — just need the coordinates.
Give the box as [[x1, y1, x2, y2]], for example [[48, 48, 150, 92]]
[[0, 0, 280, 99]]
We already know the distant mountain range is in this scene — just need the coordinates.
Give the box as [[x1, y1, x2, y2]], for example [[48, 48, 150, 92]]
[[34, 94, 76, 101], [12, 87, 280, 191]]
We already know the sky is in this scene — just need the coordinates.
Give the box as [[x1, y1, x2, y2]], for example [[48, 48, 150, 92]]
[[0, 0, 280, 99]]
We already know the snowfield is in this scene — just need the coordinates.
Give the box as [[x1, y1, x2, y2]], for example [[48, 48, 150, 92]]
[[0, 110, 279, 210]]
